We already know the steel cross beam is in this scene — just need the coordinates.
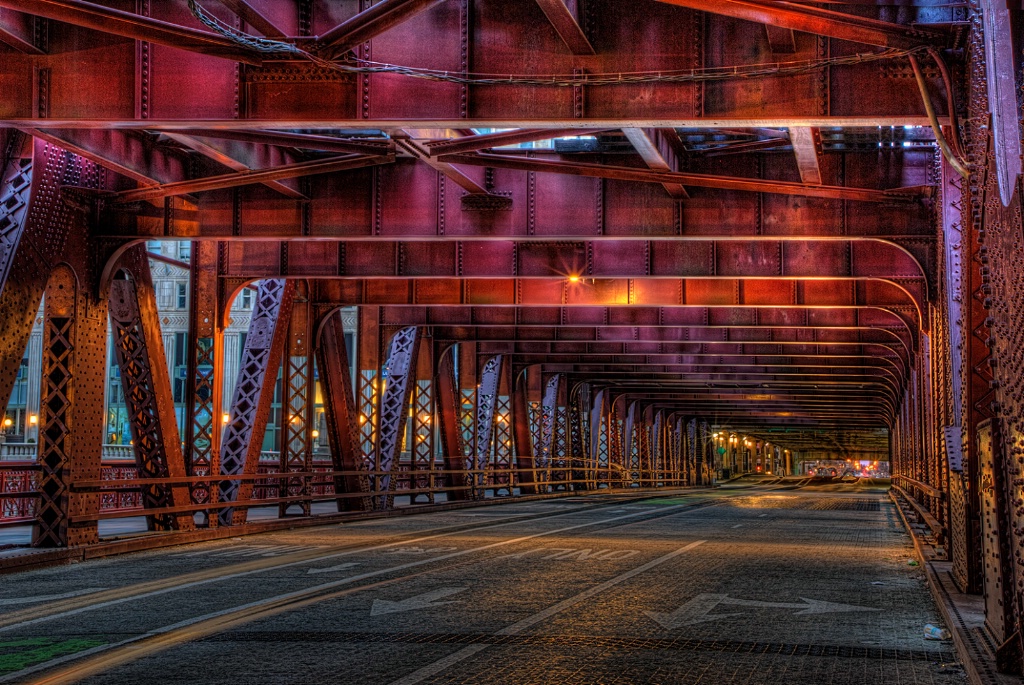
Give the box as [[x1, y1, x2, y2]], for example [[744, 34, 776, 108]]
[[109, 153, 395, 203], [653, 0, 945, 49], [308, 278, 924, 333], [315, 0, 447, 59], [219, 238, 928, 285], [0, 0, 264, 63], [0, 8, 42, 53], [622, 128, 689, 199], [437, 153, 931, 202], [532, 0, 594, 55]]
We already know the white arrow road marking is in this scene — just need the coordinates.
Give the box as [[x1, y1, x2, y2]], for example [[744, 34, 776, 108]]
[[389, 541, 706, 685], [307, 563, 360, 575], [645, 593, 881, 628], [371, 587, 467, 616], [0, 588, 107, 607]]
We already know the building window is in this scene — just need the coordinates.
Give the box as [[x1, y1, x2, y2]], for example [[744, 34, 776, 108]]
[[177, 282, 188, 309], [177, 242, 191, 262], [240, 288, 253, 309]]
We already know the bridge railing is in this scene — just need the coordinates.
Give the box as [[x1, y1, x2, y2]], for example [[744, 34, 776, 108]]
[[0, 440, 686, 529]]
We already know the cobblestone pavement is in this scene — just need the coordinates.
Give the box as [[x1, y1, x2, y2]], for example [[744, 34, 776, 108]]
[[0, 481, 965, 684]]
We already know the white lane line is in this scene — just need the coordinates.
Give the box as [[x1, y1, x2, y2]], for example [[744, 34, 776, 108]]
[[0, 506, 632, 634], [388, 541, 707, 685], [758, 514, 768, 518], [731, 524, 743, 529], [0, 498, 712, 647], [0, 589, 107, 608]]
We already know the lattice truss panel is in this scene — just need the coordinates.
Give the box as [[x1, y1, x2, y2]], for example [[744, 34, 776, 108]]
[[410, 379, 434, 501], [474, 355, 501, 487], [220, 279, 291, 524], [597, 411, 610, 469], [281, 352, 312, 515], [0, 157, 30, 284], [358, 369, 379, 463], [188, 335, 217, 505], [35, 306, 73, 547], [374, 326, 418, 510], [493, 393, 512, 491], [529, 401, 542, 466], [109, 278, 181, 530], [460, 388, 475, 459]]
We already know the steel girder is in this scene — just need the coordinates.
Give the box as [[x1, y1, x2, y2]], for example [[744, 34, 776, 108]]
[[219, 279, 295, 525], [316, 309, 371, 512], [183, 241, 224, 519], [436, 342, 470, 501], [372, 325, 419, 509], [0, 139, 107, 547], [0, 0, 945, 127], [218, 238, 928, 292], [108, 248, 195, 532], [280, 285, 314, 516], [308, 278, 923, 333]]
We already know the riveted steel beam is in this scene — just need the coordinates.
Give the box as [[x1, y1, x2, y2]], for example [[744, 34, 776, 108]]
[[436, 343, 469, 501], [110, 154, 395, 203], [316, 0, 447, 59], [373, 326, 420, 509], [0, 0, 264, 63], [317, 308, 371, 512], [438, 153, 931, 202], [533, 0, 594, 55], [108, 248, 195, 533], [183, 241, 224, 521], [219, 279, 294, 526], [654, 0, 945, 49]]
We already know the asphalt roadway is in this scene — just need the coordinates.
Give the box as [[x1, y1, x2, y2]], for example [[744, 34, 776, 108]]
[[0, 478, 964, 684]]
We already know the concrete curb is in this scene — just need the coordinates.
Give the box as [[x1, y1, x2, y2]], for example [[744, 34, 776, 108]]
[[889, 489, 1017, 685]]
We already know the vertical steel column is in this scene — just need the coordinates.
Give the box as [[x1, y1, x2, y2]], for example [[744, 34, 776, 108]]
[[34, 266, 107, 547], [280, 286, 313, 516], [539, 374, 561, 488], [699, 420, 712, 483], [436, 344, 469, 501], [571, 383, 592, 490], [458, 342, 478, 473], [410, 336, 435, 503], [589, 389, 605, 490], [373, 326, 419, 510], [608, 395, 625, 485], [219, 279, 294, 526], [553, 376, 568, 489], [0, 140, 106, 548], [356, 307, 381, 466], [473, 354, 503, 497], [183, 241, 223, 525], [511, 366, 537, 494], [0, 138, 33, 413], [108, 248, 194, 532], [316, 309, 370, 512], [492, 359, 513, 495], [623, 401, 638, 486]]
